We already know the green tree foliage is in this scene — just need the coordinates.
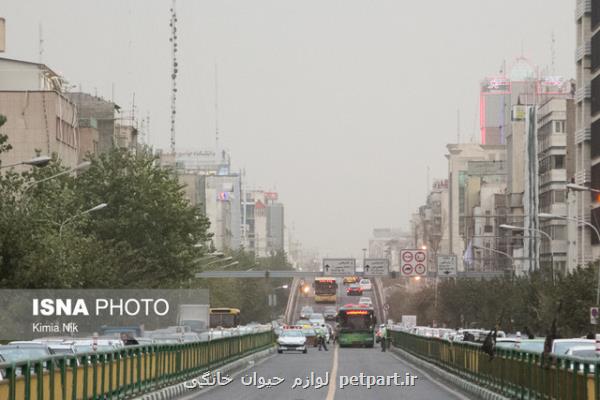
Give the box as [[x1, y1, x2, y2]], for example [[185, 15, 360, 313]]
[[386, 266, 599, 337], [0, 142, 212, 289], [193, 249, 293, 323]]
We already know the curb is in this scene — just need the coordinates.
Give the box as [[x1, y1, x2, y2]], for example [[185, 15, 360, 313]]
[[132, 347, 275, 400], [390, 346, 508, 400]]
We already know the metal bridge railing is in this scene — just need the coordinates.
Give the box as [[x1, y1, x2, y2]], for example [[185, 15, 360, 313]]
[[390, 330, 600, 400], [0, 330, 274, 400]]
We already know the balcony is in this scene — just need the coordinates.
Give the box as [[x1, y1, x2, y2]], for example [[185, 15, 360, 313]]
[[575, 169, 592, 184], [540, 169, 567, 186], [575, 42, 592, 61], [576, 85, 592, 102], [575, 127, 592, 144], [576, 0, 592, 20]]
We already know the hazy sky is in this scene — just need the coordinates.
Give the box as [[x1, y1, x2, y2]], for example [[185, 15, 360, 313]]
[[2, 0, 574, 258]]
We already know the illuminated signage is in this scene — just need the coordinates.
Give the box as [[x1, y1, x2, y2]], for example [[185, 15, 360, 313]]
[[482, 77, 511, 94], [346, 310, 369, 315]]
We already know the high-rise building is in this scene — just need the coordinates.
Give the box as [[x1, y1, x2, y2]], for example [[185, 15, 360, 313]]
[[0, 57, 79, 169], [537, 97, 575, 274], [574, 0, 594, 263], [165, 151, 242, 251], [445, 143, 506, 271]]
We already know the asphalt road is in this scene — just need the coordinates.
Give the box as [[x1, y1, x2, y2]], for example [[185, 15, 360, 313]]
[[181, 278, 471, 400]]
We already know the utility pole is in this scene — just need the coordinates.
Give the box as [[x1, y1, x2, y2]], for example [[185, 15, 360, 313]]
[[169, 0, 178, 153]]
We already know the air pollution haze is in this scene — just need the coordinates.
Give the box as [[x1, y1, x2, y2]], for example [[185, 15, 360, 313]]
[[1, 0, 573, 257]]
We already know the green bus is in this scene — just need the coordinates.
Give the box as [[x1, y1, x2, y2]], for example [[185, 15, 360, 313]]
[[337, 304, 376, 347]]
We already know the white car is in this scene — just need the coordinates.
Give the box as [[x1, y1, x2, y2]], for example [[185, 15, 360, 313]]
[[277, 330, 307, 354], [359, 279, 372, 291], [358, 297, 372, 307]]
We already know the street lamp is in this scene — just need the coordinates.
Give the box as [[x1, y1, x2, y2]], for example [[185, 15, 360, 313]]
[[472, 244, 515, 276], [23, 161, 91, 192], [59, 203, 108, 238], [0, 155, 52, 169], [566, 183, 600, 194], [539, 213, 600, 304], [500, 224, 554, 284]]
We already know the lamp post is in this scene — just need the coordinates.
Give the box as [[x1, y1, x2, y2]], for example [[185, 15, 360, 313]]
[[0, 155, 52, 169], [472, 244, 516, 277], [566, 183, 600, 194], [539, 213, 600, 305], [23, 161, 91, 192], [59, 203, 108, 238], [500, 224, 555, 285]]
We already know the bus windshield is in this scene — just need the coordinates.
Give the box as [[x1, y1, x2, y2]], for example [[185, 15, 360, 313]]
[[314, 279, 337, 294], [338, 309, 375, 332]]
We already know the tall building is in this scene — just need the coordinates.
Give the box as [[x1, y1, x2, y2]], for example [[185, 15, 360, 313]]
[[537, 97, 575, 274], [445, 143, 506, 271], [165, 151, 242, 251], [574, 0, 594, 264], [243, 190, 285, 257], [0, 57, 79, 169], [369, 228, 412, 272], [464, 160, 508, 274]]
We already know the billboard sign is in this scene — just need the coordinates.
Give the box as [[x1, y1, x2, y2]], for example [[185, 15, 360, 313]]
[[322, 258, 356, 276], [482, 76, 511, 94], [437, 255, 457, 277], [400, 249, 428, 277], [363, 258, 389, 276]]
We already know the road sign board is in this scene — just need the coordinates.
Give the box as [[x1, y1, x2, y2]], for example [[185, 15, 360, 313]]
[[591, 307, 599, 325], [363, 258, 389, 276], [321, 258, 356, 276], [400, 250, 428, 277], [437, 255, 457, 277], [402, 264, 414, 275]]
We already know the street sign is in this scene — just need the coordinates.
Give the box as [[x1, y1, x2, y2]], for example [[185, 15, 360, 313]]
[[322, 258, 356, 276], [591, 307, 599, 325], [400, 249, 428, 277], [437, 255, 457, 277], [363, 258, 389, 276]]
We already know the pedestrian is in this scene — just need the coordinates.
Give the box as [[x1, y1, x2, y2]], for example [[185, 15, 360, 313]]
[[317, 328, 328, 351], [380, 324, 388, 352], [120, 332, 139, 346]]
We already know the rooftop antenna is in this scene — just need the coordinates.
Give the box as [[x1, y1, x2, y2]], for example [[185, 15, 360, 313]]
[[169, 0, 178, 153], [38, 22, 44, 64], [457, 109, 461, 143], [215, 62, 220, 153], [551, 31, 556, 75]]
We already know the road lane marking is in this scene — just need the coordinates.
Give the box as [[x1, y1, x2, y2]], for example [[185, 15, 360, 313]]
[[325, 344, 339, 400], [387, 351, 470, 400]]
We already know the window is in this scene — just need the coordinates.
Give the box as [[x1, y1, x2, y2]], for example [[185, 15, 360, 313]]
[[592, 76, 600, 115], [554, 155, 565, 169]]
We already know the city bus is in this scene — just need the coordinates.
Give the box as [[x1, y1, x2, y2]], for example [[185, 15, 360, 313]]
[[313, 277, 338, 303], [209, 308, 241, 328], [337, 304, 376, 347]]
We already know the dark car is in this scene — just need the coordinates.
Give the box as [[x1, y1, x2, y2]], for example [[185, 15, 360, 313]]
[[346, 284, 363, 296]]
